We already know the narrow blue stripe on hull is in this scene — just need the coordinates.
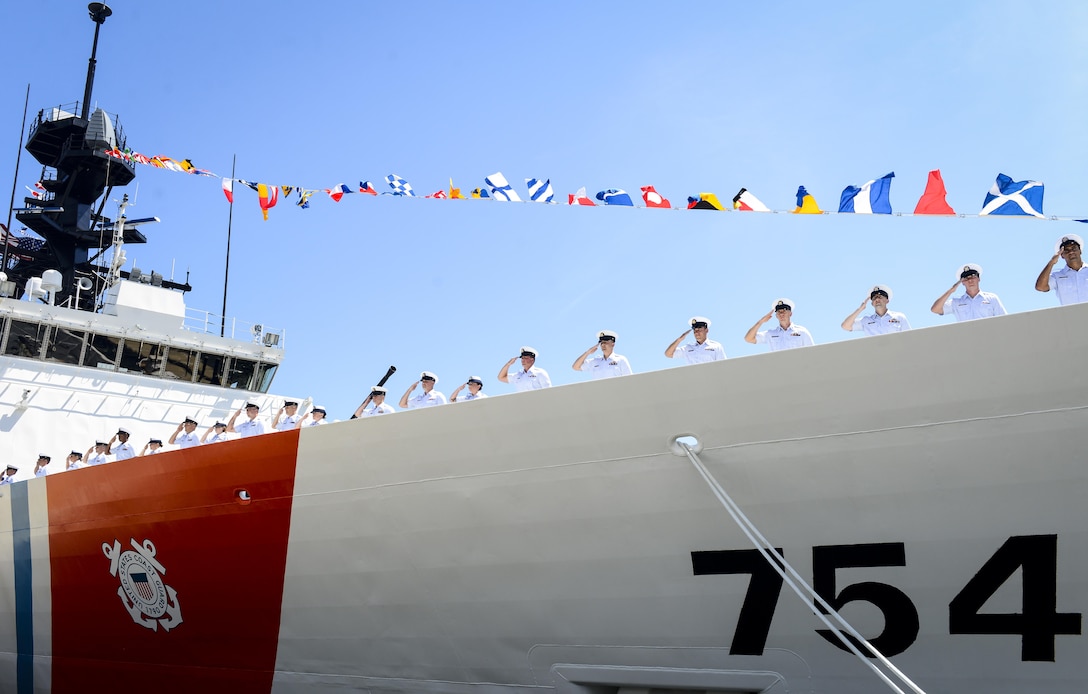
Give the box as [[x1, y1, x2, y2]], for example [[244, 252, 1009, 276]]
[[11, 483, 34, 694]]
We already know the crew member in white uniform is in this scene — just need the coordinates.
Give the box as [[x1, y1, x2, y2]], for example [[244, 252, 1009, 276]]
[[34, 455, 50, 477], [85, 441, 111, 466], [66, 451, 87, 470], [931, 264, 1007, 321], [572, 330, 633, 379], [450, 377, 488, 402], [745, 298, 815, 351], [140, 439, 164, 455], [0, 465, 17, 484], [109, 428, 136, 460], [400, 372, 447, 409], [841, 285, 912, 336], [169, 418, 201, 449], [1036, 233, 1088, 305], [228, 403, 267, 438], [499, 347, 552, 392], [357, 386, 396, 417], [201, 422, 230, 444], [665, 316, 727, 364], [273, 401, 302, 431], [301, 405, 329, 426]]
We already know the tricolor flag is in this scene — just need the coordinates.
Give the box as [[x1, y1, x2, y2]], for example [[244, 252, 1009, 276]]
[[687, 193, 725, 210], [979, 173, 1044, 218], [257, 183, 278, 221], [325, 184, 352, 202], [449, 179, 465, 200], [386, 174, 416, 197], [793, 186, 822, 214], [596, 189, 633, 206], [526, 178, 555, 203], [838, 172, 894, 214], [640, 185, 670, 208], [485, 172, 521, 201], [221, 178, 234, 203], [914, 169, 955, 215], [359, 181, 379, 196], [732, 188, 770, 212], [568, 187, 595, 206]]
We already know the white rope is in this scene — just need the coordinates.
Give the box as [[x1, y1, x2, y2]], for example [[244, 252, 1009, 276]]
[[681, 443, 927, 694]]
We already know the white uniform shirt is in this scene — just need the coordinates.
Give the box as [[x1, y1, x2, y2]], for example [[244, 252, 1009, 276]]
[[756, 324, 815, 351], [580, 353, 633, 379], [174, 432, 200, 449], [456, 391, 488, 402], [508, 367, 551, 392], [0, 474, 14, 485], [407, 390, 447, 409], [364, 402, 396, 417], [943, 292, 1007, 321], [205, 432, 230, 444], [35, 466, 49, 478], [672, 339, 727, 364], [1050, 266, 1088, 305], [111, 442, 136, 460], [87, 452, 111, 466], [68, 460, 88, 470], [306, 418, 328, 426], [235, 419, 266, 438], [275, 414, 301, 431], [851, 311, 912, 335], [145, 447, 163, 455]]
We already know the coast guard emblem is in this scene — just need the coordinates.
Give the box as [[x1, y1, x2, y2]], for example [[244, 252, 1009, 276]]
[[102, 538, 183, 632]]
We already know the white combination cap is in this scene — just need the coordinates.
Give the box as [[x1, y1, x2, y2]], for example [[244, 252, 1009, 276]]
[[689, 316, 711, 328], [773, 298, 795, 311], [1057, 233, 1084, 253], [958, 263, 982, 278], [520, 346, 537, 358], [870, 284, 893, 301], [598, 330, 618, 341], [420, 371, 438, 382]]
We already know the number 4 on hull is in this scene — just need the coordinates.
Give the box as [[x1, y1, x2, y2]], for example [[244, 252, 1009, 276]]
[[949, 534, 1082, 661]]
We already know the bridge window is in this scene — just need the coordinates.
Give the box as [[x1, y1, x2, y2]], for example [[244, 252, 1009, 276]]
[[45, 327, 86, 365], [4, 320, 46, 359], [228, 358, 256, 390], [195, 352, 228, 386], [164, 347, 195, 381], [119, 339, 165, 376], [83, 333, 120, 370], [255, 362, 278, 393]]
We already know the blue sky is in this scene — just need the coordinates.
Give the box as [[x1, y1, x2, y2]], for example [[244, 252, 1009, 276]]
[[3, 1, 1087, 417]]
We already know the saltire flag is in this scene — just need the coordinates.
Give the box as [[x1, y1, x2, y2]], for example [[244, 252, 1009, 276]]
[[239, 180, 260, 193], [568, 187, 595, 206], [641, 185, 670, 208], [526, 178, 555, 203], [979, 173, 1044, 218], [449, 179, 465, 199], [793, 186, 822, 214], [687, 193, 724, 210], [485, 172, 521, 201], [386, 174, 416, 197], [257, 183, 278, 221], [221, 178, 234, 203], [733, 188, 770, 212], [596, 189, 633, 206], [359, 181, 379, 196], [914, 169, 955, 215], [471, 187, 491, 199], [839, 172, 894, 214], [280, 186, 294, 197], [297, 189, 315, 209], [426, 189, 448, 199], [325, 184, 352, 202]]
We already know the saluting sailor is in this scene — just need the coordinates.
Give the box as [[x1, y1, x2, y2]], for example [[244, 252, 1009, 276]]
[[202, 422, 230, 444], [499, 347, 552, 392], [109, 427, 136, 460], [1036, 233, 1088, 305], [745, 298, 815, 351], [400, 372, 447, 409], [66, 451, 87, 470], [228, 403, 267, 438], [85, 441, 112, 466], [450, 377, 488, 402], [665, 316, 727, 364], [572, 330, 633, 379], [169, 417, 202, 449], [141, 439, 164, 455], [273, 401, 302, 431], [931, 264, 1007, 321], [357, 386, 396, 417], [841, 285, 912, 336], [34, 455, 50, 477], [301, 405, 329, 426], [0, 465, 17, 485]]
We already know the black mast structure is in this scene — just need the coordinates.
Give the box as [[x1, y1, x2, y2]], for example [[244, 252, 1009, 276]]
[[10, 3, 189, 309]]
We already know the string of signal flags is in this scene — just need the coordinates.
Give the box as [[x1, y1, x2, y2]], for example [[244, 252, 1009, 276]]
[[100, 148, 1087, 225]]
